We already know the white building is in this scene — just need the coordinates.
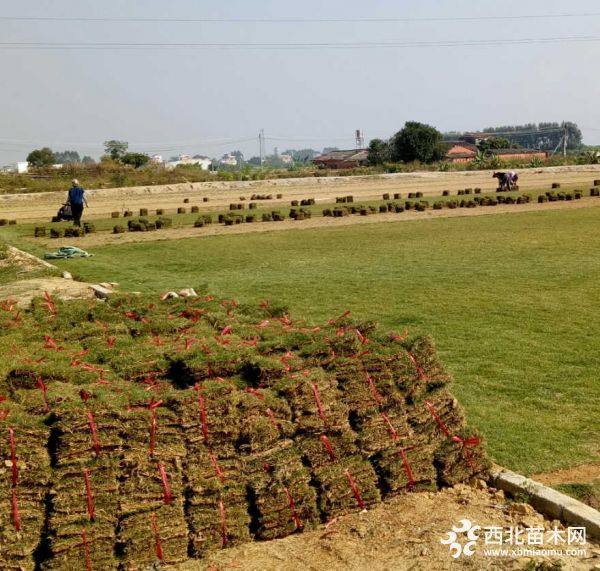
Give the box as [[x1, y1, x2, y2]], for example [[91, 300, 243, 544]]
[[220, 154, 238, 167], [150, 154, 164, 165], [165, 154, 212, 171], [17, 161, 29, 174], [280, 154, 293, 165]]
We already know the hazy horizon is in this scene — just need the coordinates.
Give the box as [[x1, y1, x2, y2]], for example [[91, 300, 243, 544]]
[[1, 0, 600, 165]]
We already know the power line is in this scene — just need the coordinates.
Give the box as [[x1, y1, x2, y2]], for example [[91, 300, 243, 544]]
[[2, 12, 600, 24], [1, 36, 600, 50]]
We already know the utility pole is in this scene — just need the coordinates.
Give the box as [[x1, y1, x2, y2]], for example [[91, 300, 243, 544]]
[[259, 129, 265, 165], [562, 124, 568, 158]]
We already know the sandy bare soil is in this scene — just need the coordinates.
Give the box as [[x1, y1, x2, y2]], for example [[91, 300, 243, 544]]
[[175, 483, 599, 571], [2, 165, 600, 223], [38, 196, 600, 250], [532, 462, 600, 486]]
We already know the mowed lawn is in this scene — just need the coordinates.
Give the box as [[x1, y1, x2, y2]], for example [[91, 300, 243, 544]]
[[29, 207, 600, 474]]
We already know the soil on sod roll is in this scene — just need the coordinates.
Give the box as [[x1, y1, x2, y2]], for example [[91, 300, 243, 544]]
[[0, 292, 489, 568]]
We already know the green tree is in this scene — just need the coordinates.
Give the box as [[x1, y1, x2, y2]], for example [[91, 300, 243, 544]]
[[367, 138, 391, 165], [82, 155, 95, 164], [104, 140, 129, 161], [53, 150, 81, 164], [27, 147, 55, 167], [390, 122, 444, 163], [478, 137, 513, 154], [121, 152, 150, 168]]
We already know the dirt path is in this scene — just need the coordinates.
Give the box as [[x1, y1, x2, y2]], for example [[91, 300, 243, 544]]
[[176, 483, 599, 571], [532, 462, 600, 486], [38, 196, 600, 249], [2, 165, 600, 223]]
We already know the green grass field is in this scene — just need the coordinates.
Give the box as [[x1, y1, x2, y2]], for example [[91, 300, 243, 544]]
[[3, 206, 600, 475]]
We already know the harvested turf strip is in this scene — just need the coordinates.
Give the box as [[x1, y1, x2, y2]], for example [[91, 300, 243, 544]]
[[0, 291, 489, 568]]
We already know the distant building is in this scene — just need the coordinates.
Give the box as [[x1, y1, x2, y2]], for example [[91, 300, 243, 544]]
[[220, 154, 238, 167], [280, 154, 293, 165], [17, 161, 29, 174], [165, 154, 212, 170], [444, 142, 548, 164], [150, 154, 164, 165], [313, 149, 369, 169]]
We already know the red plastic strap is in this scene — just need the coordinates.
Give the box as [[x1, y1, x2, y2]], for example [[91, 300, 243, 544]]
[[398, 447, 416, 491], [8, 427, 18, 486], [87, 411, 101, 455], [219, 499, 228, 547], [81, 528, 92, 571], [310, 383, 328, 427], [365, 372, 383, 404], [149, 408, 157, 456], [320, 434, 336, 460], [407, 350, 427, 381], [83, 468, 95, 521], [344, 470, 366, 510], [106, 336, 115, 348], [79, 389, 91, 403], [283, 486, 302, 529], [220, 325, 232, 336], [210, 453, 225, 482], [158, 462, 173, 504], [380, 412, 399, 441], [452, 435, 480, 469], [424, 401, 451, 438], [36, 377, 49, 413], [11, 488, 20, 531], [43, 291, 57, 316], [355, 329, 368, 345], [196, 390, 209, 442], [151, 512, 164, 561], [265, 408, 281, 431]]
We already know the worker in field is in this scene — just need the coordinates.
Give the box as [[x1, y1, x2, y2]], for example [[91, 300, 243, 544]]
[[67, 179, 88, 227], [493, 171, 519, 191]]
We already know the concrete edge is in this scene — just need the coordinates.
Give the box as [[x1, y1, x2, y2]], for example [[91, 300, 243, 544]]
[[490, 468, 600, 539]]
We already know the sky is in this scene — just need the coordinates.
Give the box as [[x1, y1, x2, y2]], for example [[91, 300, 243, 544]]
[[1, 0, 600, 164]]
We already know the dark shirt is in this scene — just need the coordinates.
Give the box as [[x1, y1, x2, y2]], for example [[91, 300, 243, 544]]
[[68, 186, 85, 205]]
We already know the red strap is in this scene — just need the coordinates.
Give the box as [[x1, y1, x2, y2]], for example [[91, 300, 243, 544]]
[[36, 377, 49, 412], [81, 528, 92, 571], [344, 470, 366, 510], [310, 383, 328, 427], [83, 468, 95, 521], [196, 389, 209, 442], [158, 462, 173, 505], [149, 408, 157, 456], [219, 500, 228, 547], [320, 434, 336, 460], [407, 350, 427, 381], [8, 427, 18, 486], [11, 488, 20, 531], [424, 401, 451, 437], [210, 453, 225, 482], [365, 372, 383, 404], [398, 447, 416, 491], [87, 411, 101, 455], [380, 412, 399, 441], [151, 513, 164, 561], [283, 486, 302, 529]]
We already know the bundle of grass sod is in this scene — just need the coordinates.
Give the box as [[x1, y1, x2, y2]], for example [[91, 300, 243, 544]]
[[0, 291, 489, 568]]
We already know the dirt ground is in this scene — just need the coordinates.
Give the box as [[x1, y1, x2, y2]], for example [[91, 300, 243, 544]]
[[532, 462, 600, 487], [2, 165, 600, 223], [175, 483, 599, 571], [38, 196, 600, 249]]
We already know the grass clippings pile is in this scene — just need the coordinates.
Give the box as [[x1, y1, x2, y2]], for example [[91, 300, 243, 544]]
[[0, 291, 488, 569]]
